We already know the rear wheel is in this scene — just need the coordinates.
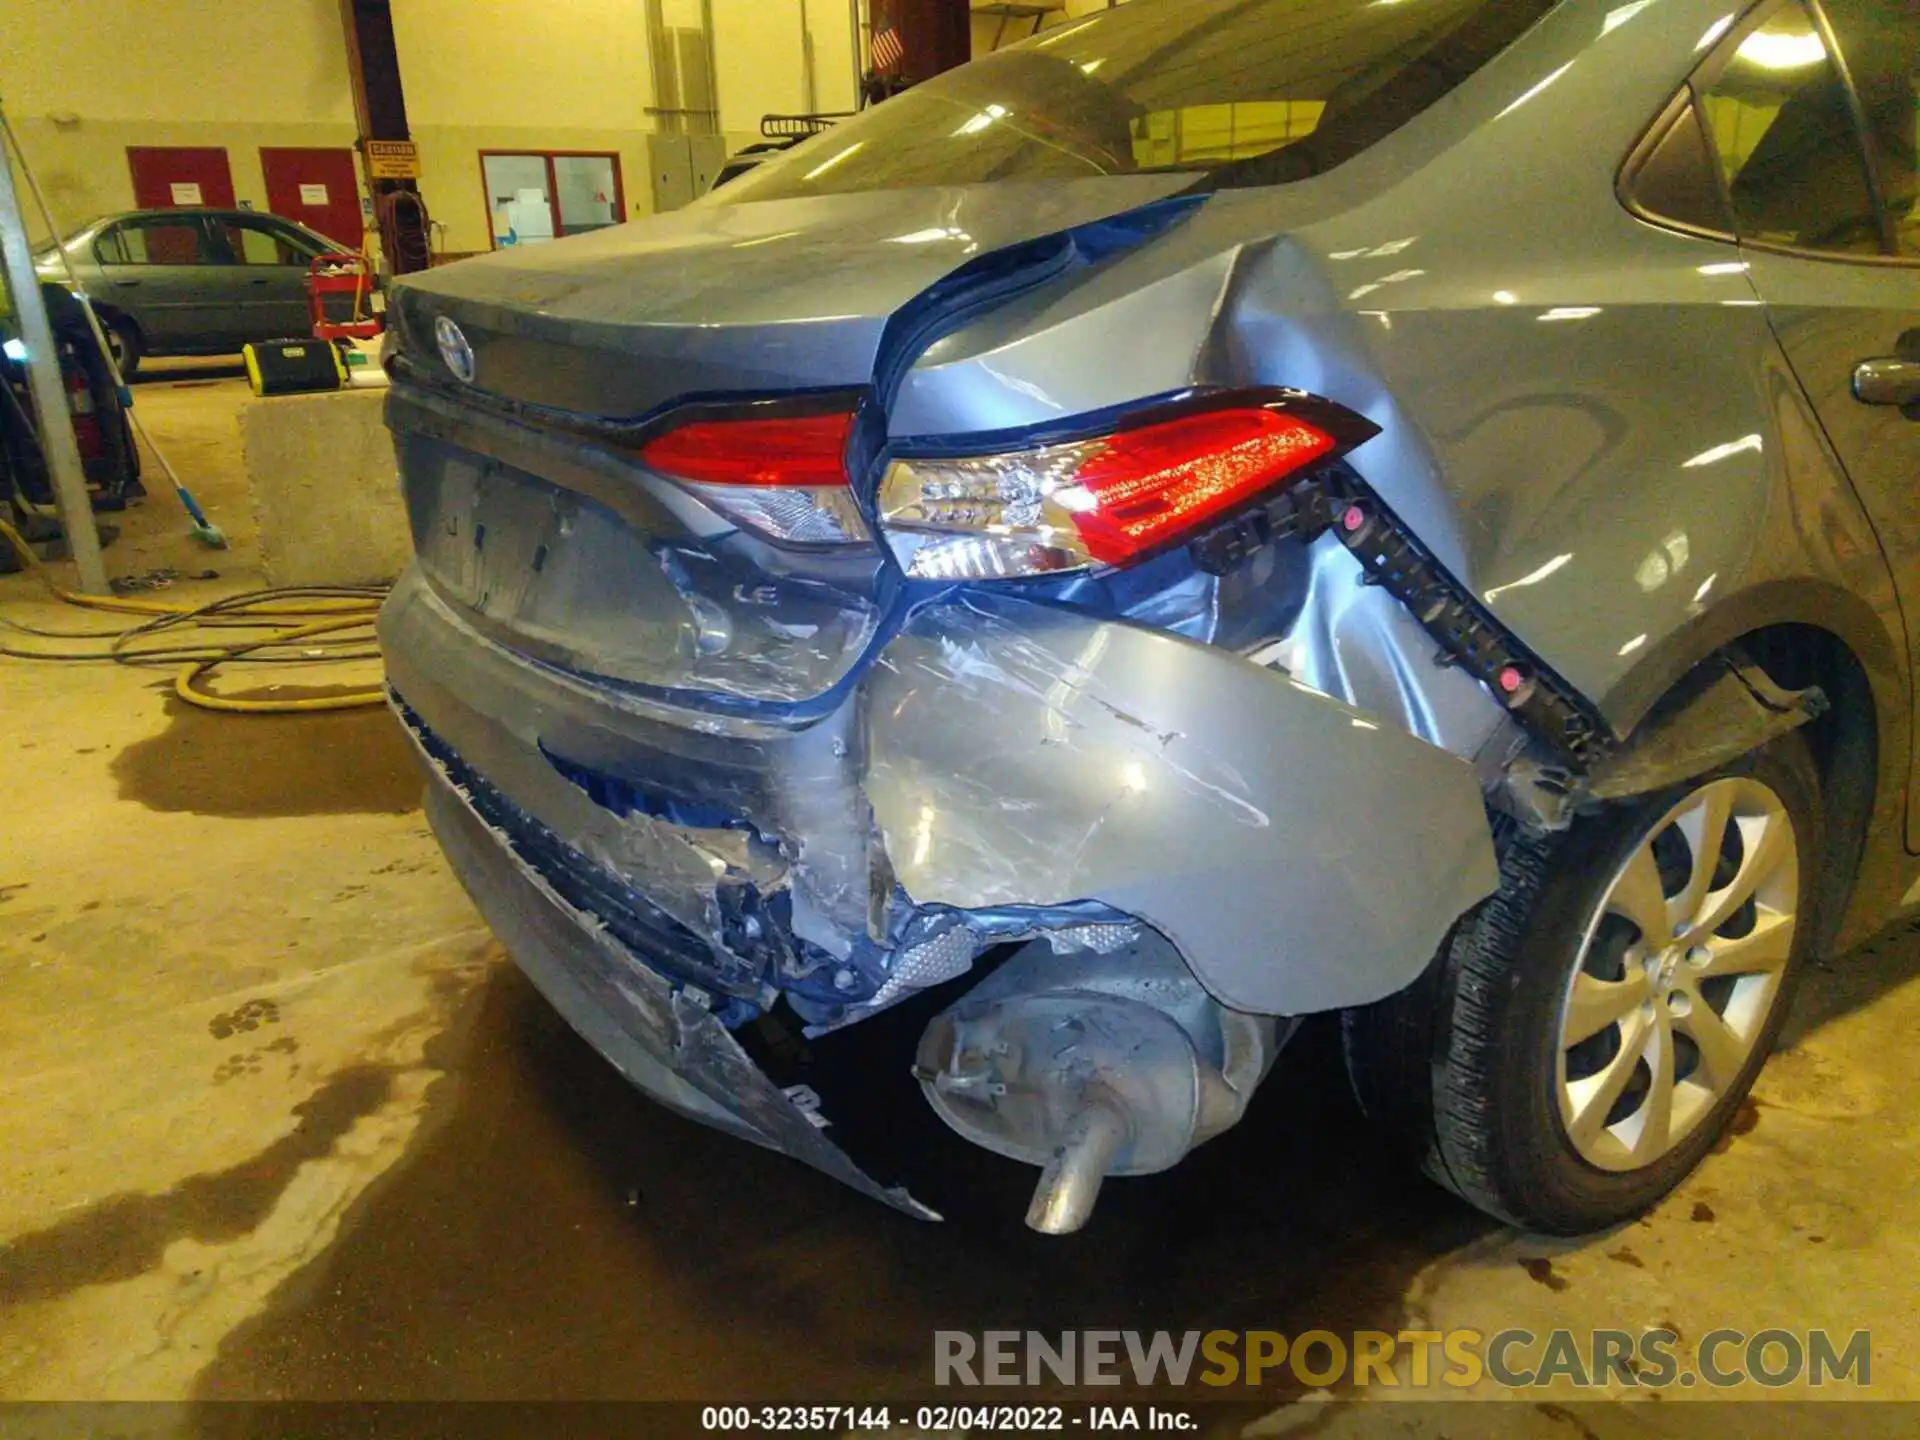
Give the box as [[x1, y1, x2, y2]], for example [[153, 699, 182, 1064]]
[[1344, 735, 1822, 1234], [103, 318, 141, 380]]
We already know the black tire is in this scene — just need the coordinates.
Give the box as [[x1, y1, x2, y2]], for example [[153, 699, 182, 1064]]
[[1344, 735, 1824, 1235], [103, 318, 142, 380]]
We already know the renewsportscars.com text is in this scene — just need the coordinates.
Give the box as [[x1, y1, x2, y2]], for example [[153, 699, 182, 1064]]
[[934, 1328, 1871, 1391]]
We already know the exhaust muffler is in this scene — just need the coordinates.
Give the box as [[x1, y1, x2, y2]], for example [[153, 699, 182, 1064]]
[[913, 933, 1282, 1234]]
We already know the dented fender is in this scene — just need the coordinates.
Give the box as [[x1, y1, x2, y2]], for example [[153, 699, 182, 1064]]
[[865, 592, 1499, 1015]]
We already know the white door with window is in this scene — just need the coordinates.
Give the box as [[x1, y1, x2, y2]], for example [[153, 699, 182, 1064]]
[[482, 153, 623, 247]]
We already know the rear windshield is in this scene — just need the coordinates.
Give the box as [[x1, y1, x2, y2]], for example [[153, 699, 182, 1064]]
[[722, 0, 1558, 202]]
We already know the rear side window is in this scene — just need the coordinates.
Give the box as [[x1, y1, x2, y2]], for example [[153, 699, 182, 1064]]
[[93, 218, 209, 266], [1821, 0, 1920, 258], [1622, 93, 1734, 237], [722, 0, 1558, 202], [217, 218, 320, 266], [1695, 2, 1883, 256]]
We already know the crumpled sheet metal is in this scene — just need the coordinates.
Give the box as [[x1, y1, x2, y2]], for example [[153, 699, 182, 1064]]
[[418, 744, 940, 1220], [835, 908, 1142, 1026], [392, 643, 782, 984], [1257, 532, 1510, 764], [864, 592, 1500, 1016], [380, 569, 874, 996]]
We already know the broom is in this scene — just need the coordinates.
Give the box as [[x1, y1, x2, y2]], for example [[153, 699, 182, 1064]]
[[1, 101, 227, 548]]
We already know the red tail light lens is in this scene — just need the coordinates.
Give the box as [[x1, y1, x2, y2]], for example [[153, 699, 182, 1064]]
[[1065, 408, 1334, 565], [878, 401, 1349, 579], [638, 411, 854, 488], [637, 407, 869, 547]]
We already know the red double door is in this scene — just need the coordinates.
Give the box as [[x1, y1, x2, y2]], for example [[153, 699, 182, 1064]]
[[127, 146, 235, 210], [260, 148, 364, 250], [124, 145, 363, 250]]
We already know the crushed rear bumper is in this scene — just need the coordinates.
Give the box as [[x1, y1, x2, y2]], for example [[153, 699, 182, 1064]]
[[411, 727, 940, 1218], [381, 562, 1499, 1206]]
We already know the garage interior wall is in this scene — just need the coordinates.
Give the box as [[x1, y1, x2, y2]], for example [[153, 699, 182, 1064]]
[[2, 0, 358, 246], [3, 0, 1102, 258], [387, 0, 658, 254]]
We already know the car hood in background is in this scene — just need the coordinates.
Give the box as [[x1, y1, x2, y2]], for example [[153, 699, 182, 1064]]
[[388, 175, 1195, 417]]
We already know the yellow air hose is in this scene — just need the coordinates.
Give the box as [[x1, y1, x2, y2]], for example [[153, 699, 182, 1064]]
[[0, 516, 388, 713]]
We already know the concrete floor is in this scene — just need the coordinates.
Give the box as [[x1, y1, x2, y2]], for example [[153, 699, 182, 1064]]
[[2, 364, 1917, 1431]]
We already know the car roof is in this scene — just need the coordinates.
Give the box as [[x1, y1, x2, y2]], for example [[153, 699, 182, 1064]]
[[103, 207, 308, 225]]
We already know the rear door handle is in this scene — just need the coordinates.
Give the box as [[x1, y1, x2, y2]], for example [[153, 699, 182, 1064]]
[[1853, 358, 1920, 412]]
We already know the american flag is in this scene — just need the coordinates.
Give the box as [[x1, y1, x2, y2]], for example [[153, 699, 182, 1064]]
[[871, 23, 905, 73]]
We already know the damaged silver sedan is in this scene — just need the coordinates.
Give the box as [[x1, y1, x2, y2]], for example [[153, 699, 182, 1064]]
[[379, 0, 1920, 1235]]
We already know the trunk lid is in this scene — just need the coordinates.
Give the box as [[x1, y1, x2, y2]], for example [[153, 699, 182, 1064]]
[[388, 175, 1193, 418], [384, 177, 1196, 713]]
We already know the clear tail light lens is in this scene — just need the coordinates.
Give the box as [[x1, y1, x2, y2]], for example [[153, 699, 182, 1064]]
[[638, 408, 870, 546], [878, 403, 1343, 579]]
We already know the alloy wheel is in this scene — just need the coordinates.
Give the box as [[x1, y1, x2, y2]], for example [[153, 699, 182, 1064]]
[[1555, 776, 1799, 1172]]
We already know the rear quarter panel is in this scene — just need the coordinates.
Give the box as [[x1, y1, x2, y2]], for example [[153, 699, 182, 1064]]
[[890, 0, 1912, 940]]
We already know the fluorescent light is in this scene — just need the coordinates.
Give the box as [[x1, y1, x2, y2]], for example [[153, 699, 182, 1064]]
[[1697, 261, 1749, 275], [1493, 290, 1519, 305], [1538, 306, 1603, 321], [1603, 0, 1654, 33], [1618, 633, 1648, 656], [1485, 553, 1574, 602], [1736, 28, 1826, 70], [1696, 14, 1736, 51], [1497, 61, 1574, 119], [802, 142, 863, 179], [952, 105, 1008, 138], [1682, 434, 1763, 468]]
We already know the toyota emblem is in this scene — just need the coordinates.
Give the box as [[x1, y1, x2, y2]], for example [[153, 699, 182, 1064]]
[[434, 316, 475, 383]]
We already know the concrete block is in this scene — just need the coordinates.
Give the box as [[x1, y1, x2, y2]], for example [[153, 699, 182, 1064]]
[[240, 388, 411, 587]]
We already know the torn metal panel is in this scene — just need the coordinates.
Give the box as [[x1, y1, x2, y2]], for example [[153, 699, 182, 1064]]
[[821, 903, 1143, 1030], [1585, 658, 1828, 802], [864, 592, 1500, 1015], [380, 570, 871, 1008], [384, 566, 1143, 1025], [416, 748, 939, 1221]]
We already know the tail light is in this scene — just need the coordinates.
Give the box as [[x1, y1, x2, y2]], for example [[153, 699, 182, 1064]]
[[877, 394, 1376, 580], [638, 408, 869, 546], [63, 351, 103, 459]]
